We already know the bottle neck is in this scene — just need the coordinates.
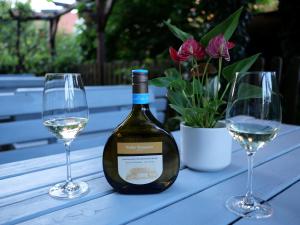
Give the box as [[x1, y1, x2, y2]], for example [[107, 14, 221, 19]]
[[132, 71, 149, 110], [132, 89, 150, 109], [132, 75, 149, 104], [132, 103, 150, 112], [132, 82, 150, 112]]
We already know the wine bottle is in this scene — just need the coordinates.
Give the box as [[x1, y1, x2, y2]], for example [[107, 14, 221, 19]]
[[103, 69, 180, 194]]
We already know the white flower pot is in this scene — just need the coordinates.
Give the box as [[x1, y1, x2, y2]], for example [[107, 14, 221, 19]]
[[180, 122, 232, 171]]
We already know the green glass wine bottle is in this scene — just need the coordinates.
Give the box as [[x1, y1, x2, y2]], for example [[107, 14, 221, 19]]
[[103, 69, 180, 194]]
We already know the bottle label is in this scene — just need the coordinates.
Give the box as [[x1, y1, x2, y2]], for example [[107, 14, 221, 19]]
[[117, 142, 163, 185], [132, 93, 149, 104]]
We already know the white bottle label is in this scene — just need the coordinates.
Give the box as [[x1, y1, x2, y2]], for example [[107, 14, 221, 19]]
[[117, 142, 163, 185]]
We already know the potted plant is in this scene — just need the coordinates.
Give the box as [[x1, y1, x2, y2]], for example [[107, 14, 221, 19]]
[[151, 8, 260, 171]]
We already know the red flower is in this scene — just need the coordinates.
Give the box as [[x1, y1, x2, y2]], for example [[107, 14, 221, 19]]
[[205, 34, 235, 61], [179, 39, 205, 60], [169, 38, 205, 63], [169, 47, 189, 63]]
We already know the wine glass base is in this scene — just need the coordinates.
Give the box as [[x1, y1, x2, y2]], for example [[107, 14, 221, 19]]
[[226, 196, 273, 219], [49, 181, 89, 199]]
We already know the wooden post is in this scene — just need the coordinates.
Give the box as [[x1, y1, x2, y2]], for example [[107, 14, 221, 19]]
[[96, 0, 116, 85], [15, 19, 24, 73], [96, 0, 105, 84], [49, 17, 59, 61]]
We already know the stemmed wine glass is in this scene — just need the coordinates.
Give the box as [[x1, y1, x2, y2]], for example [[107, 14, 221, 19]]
[[225, 71, 281, 218], [43, 73, 89, 199]]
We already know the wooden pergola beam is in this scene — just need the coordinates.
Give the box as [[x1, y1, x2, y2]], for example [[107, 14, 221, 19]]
[[8, 3, 76, 21]]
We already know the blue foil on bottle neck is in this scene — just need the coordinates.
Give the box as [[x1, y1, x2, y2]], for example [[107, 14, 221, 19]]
[[133, 93, 149, 104], [132, 69, 148, 74]]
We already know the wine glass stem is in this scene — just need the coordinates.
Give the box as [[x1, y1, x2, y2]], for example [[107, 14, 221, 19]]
[[64, 142, 72, 183], [245, 152, 255, 205]]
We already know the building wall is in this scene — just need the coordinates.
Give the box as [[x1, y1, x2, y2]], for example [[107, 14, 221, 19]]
[[57, 12, 78, 33]]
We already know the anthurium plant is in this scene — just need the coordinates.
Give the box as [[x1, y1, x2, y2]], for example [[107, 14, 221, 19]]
[[151, 7, 260, 128]]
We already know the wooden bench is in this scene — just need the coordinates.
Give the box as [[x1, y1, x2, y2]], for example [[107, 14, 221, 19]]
[[0, 75, 167, 121], [150, 86, 167, 123], [0, 76, 44, 91], [0, 85, 164, 164]]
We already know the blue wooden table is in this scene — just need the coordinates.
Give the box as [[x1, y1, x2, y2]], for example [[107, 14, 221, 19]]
[[1, 124, 300, 225]]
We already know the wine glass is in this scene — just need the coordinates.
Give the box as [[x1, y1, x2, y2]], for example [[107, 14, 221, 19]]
[[225, 71, 281, 218], [43, 73, 89, 199]]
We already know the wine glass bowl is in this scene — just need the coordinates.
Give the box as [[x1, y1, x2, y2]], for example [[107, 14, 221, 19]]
[[43, 73, 89, 199], [225, 71, 281, 218]]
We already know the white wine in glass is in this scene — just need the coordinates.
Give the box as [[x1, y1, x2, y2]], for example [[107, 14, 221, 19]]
[[43, 73, 89, 199], [225, 71, 281, 218], [44, 117, 88, 141]]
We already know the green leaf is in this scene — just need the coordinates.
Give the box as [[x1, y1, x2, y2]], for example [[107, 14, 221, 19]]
[[164, 68, 181, 78], [170, 79, 186, 91], [168, 90, 188, 107], [183, 107, 206, 127], [149, 77, 173, 87], [164, 20, 193, 41], [184, 81, 193, 96], [200, 7, 243, 46], [193, 78, 203, 95], [150, 68, 182, 87], [206, 76, 219, 98], [169, 104, 185, 116], [237, 83, 262, 100], [223, 53, 261, 82]]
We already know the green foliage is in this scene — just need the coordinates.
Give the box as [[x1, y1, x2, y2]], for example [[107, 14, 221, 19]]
[[150, 68, 180, 87], [251, 0, 279, 13], [151, 8, 259, 128], [76, 23, 97, 62], [0, 0, 11, 19], [164, 21, 193, 42], [189, 0, 255, 61], [14, 1, 32, 16], [105, 0, 197, 61], [76, 0, 97, 62], [75, 0, 255, 63], [53, 34, 83, 73], [223, 53, 261, 82], [153, 68, 227, 127], [0, 1, 16, 71], [164, 6, 243, 48], [200, 7, 243, 46], [21, 31, 83, 75], [0, 1, 83, 75]]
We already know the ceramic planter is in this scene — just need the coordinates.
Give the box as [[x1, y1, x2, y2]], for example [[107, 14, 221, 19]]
[[180, 122, 232, 171]]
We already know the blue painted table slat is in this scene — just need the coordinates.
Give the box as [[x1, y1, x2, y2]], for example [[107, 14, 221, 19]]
[[0, 124, 300, 225]]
